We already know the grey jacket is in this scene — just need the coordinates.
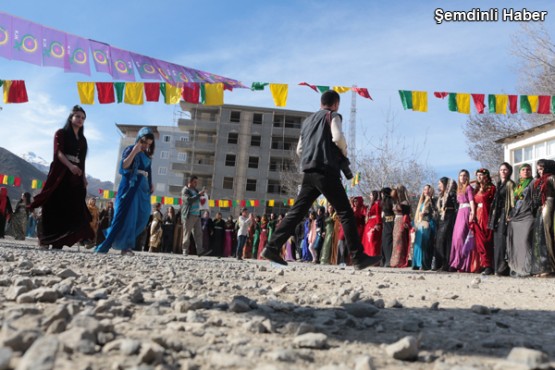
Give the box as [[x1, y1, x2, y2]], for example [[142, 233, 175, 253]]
[[181, 185, 201, 220]]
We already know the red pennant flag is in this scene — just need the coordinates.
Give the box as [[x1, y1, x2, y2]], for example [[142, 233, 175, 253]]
[[144, 82, 161, 102], [298, 82, 319, 93], [98, 189, 103, 194], [509, 95, 518, 114], [471, 94, 485, 114], [7, 80, 29, 103], [538, 95, 552, 114], [96, 82, 115, 104], [223, 84, 233, 92], [240, 200, 246, 207], [253, 199, 260, 206], [14, 177, 21, 187], [353, 88, 373, 100], [182, 82, 200, 103], [434, 92, 449, 99]]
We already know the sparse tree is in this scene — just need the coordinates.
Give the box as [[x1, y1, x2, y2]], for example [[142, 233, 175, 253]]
[[279, 148, 302, 199]]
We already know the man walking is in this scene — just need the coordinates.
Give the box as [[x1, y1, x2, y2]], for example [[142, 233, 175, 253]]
[[181, 175, 210, 256], [261, 90, 381, 270]]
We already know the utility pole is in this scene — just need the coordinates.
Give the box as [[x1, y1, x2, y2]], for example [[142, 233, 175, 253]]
[[348, 86, 357, 170]]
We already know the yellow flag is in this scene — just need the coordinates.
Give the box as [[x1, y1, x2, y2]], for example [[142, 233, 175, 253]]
[[31, 179, 37, 189], [150, 195, 157, 204], [412, 91, 428, 112], [209, 199, 215, 208], [332, 86, 351, 93], [204, 83, 224, 106], [269, 83, 288, 107], [495, 94, 508, 114], [455, 93, 471, 114], [103, 190, 110, 199], [268, 199, 275, 207], [2, 80, 12, 103], [528, 95, 539, 113], [164, 84, 182, 104], [77, 82, 95, 105], [124, 82, 144, 105]]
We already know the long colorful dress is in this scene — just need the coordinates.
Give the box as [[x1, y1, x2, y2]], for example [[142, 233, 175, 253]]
[[320, 213, 336, 264], [31, 129, 93, 248], [353, 197, 367, 238], [258, 221, 269, 259], [149, 210, 163, 252], [0, 188, 12, 238], [362, 202, 382, 256], [223, 219, 235, 257], [506, 182, 536, 276], [9, 200, 28, 240], [450, 186, 475, 271], [472, 185, 496, 271], [95, 134, 153, 253], [252, 221, 261, 258], [390, 202, 411, 268], [88, 203, 99, 243], [301, 219, 312, 261], [412, 199, 436, 270]]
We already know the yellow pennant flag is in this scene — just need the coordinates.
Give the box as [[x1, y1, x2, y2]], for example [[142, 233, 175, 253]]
[[269, 83, 288, 107], [455, 93, 471, 114], [268, 199, 275, 207], [124, 82, 144, 105], [495, 94, 508, 114], [31, 179, 38, 189], [204, 83, 224, 106], [332, 86, 351, 93], [528, 95, 539, 113], [150, 195, 157, 204], [77, 82, 95, 105], [2, 80, 12, 103], [412, 91, 428, 112], [165, 84, 182, 104], [208, 199, 215, 208]]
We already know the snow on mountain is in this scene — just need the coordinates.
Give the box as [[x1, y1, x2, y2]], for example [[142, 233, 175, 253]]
[[19, 152, 50, 174]]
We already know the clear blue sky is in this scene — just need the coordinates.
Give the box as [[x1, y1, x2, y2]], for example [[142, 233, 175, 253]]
[[1, 0, 554, 181]]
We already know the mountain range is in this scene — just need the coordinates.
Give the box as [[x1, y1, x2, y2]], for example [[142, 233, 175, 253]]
[[0, 147, 114, 206]]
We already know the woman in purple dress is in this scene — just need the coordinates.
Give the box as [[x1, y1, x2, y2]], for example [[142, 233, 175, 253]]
[[450, 169, 476, 271]]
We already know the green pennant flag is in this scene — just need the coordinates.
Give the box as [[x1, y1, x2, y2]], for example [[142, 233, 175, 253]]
[[0, 80, 4, 88], [316, 86, 330, 93], [232, 200, 239, 207], [552, 96, 555, 116], [7, 175, 14, 185], [448, 93, 457, 112], [251, 82, 268, 91], [114, 82, 125, 103], [200, 84, 206, 104], [520, 95, 532, 114], [159, 83, 166, 100], [488, 94, 496, 114], [399, 90, 413, 110]]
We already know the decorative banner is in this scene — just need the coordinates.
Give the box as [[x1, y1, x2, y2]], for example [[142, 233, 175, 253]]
[[11, 16, 42, 66], [251, 82, 269, 91], [31, 179, 43, 189], [298, 82, 318, 92], [351, 172, 361, 187], [0, 173, 20, 186], [332, 86, 351, 93], [99, 189, 117, 199], [269, 83, 288, 107], [0, 13, 13, 60], [154, 59, 175, 84], [109, 47, 135, 81], [208, 199, 215, 208], [41, 26, 66, 68], [96, 82, 115, 104], [471, 94, 485, 114], [3, 80, 29, 103], [89, 39, 111, 75], [77, 82, 95, 105], [123, 82, 144, 105], [131, 52, 160, 81], [399, 90, 427, 112], [353, 87, 372, 100], [268, 199, 275, 207], [204, 83, 224, 106], [447, 93, 470, 114], [64, 34, 90, 75]]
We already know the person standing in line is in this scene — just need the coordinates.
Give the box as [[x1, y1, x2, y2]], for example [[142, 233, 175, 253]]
[[362, 191, 382, 257], [180, 176, 208, 256], [450, 169, 476, 272], [412, 185, 436, 270], [488, 163, 515, 276], [86, 197, 100, 247], [96, 201, 114, 245], [201, 210, 214, 257], [320, 204, 336, 264], [0, 187, 12, 239], [257, 214, 269, 259], [94, 127, 155, 255], [261, 91, 380, 270], [472, 169, 496, 275], [8, 192, 31, 240], [390, 185, 411, 268], [212, 212, 226, 257], [380, 187, 394, 267], [251, 215, 262, 258], [30, 105, 94, 249], [433, 177, 458, 271], [162, 206, 177, 253], [223, 216, 235, 257], [236, 208, 251, 260], [149, 203, 163, 252]]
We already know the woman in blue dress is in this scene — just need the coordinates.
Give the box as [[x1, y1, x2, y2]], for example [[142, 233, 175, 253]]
[[95, 127, 155, 255]]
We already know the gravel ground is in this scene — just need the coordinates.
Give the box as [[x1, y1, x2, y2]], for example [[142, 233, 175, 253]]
[[0, 237, 554, 370]]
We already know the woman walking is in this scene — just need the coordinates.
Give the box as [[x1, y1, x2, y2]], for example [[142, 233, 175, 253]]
[[412, 185, 436, 270], [450, 170, 476, 272]]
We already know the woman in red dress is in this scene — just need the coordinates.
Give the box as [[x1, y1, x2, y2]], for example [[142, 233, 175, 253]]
[[362, 191, 382, 256], [471, 168, 496, 275], [351, 196, 367, 239]]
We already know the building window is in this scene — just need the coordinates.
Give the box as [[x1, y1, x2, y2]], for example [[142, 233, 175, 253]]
[[267, 179, 283, 194], [512, 141, 555, 178], [284, 116, 303, 129], [180, 136, 189, 142], [163, 135, 171, 143], [158, 167, 168, 175], [248, 156, 259, 169], [160, 150, 169, 159], [223, 177, 234, 190], [225, 154, 236, 167], [253, 113, 263, 125], [251, 135, 261, 147], [246, 179, 257, 192], [230, 111, 241, 123], [155, 183, 165, 192], [273, 115, 284, 128], [228, 132, 238, 144], [177, 152, 187, 161]]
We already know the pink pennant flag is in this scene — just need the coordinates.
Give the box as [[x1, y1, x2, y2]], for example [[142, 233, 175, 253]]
[[64, 34, 90, 75], [299, 82, 318, 92], [41, 26, 66, 68], [89, 39, 111, 75], [110, 47, 135, 81], [131, 52, 160, 80], [153, 59, 176, 84], [11, 16, 42, 66]]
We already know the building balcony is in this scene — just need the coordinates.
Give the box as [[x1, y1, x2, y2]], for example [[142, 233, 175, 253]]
[[178, 118, 218, 131], [171, 162, 214, 175], [175, 140, 216, 152]]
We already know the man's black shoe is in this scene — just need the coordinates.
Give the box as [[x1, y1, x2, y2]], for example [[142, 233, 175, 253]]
[[352, 252, 381, 271], [481, 267, 493, 276], [261, 247, 288, 266]]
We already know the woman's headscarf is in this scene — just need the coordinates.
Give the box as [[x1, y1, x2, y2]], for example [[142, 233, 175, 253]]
[[136, 127, 153, 143]]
